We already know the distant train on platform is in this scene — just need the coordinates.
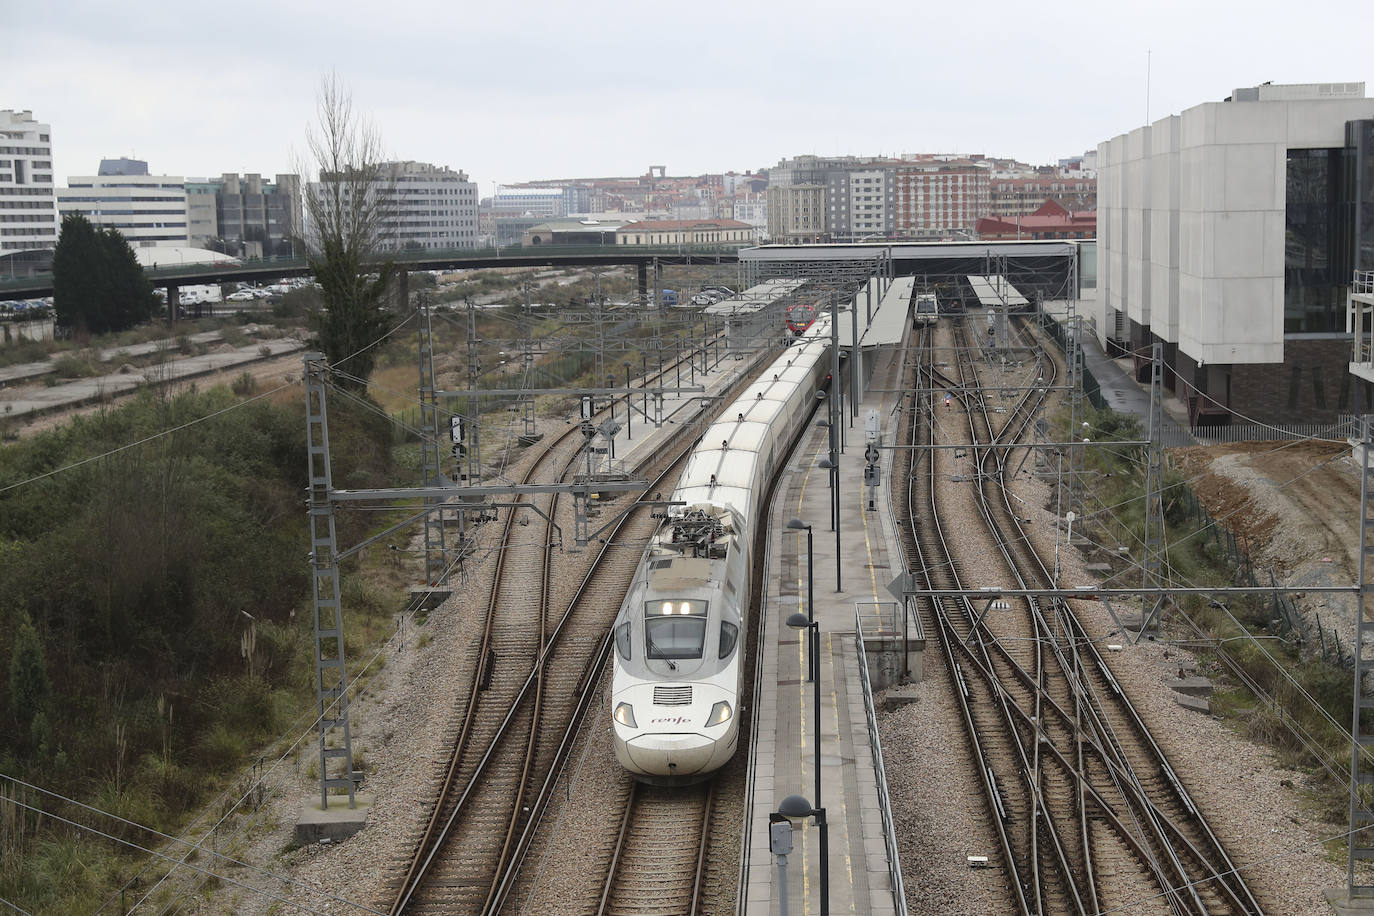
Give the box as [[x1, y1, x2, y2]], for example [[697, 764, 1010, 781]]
[[913, 292, 939, 326], [785, 300, 818, 334], [610, 315, 833, 783]]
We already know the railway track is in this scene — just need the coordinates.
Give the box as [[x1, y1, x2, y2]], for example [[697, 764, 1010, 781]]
[[388, 350, 764, 915], [596, 782, 714, 916], [895, 314, 1262, 915]]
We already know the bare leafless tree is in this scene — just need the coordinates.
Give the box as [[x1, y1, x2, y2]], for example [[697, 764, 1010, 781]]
[[298, 74, 397, 391]]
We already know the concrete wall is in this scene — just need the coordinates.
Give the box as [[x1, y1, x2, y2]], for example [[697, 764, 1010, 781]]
[[1176, 99, 1287, 366], [1149, 115, 1181, 346], [1101, 95, 1374, 368], [1, 318, 54, 345]]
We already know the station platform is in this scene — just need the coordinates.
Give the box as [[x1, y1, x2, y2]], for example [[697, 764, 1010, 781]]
[[584, 287, 913, 914], [743, 293, 911, 914]]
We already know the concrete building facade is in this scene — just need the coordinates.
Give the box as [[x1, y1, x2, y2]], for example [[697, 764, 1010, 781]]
[[186, 173, 302, 257], [766, 185, 826, 242], [58, 159, 189, 247], [1097, 81, 1374, 425], [894, 160, 990, 238], [378, 161, 478, 251], [615, 219, 752, 246], [0, 110, 57, 253]]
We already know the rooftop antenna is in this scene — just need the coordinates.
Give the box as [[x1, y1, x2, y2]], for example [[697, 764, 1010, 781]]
[[1145, 49, 1152, 125]]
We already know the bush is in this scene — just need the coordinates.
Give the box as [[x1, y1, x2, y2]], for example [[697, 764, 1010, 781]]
[[230, 372, 256, 396], [51, 353, 96, 379]]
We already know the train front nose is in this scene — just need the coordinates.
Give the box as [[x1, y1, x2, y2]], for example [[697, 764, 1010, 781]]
[[622, 732, 716, 777]]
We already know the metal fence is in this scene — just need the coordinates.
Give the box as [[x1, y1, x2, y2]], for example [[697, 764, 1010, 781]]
[[853, 612, 910, 916], [1191, 417, 1357, 445]]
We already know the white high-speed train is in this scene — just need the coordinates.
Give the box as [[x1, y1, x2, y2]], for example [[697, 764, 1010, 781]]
[[610, 315, 833, 783]]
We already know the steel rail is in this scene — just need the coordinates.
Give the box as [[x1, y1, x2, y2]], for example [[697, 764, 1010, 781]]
[[482, 443, 700, 914], [391, 350, 710, 914], [949, 323, 1087, 915], [963, 317, 1260, 914], [900, 325, 1032, 914], [389, 422, 578, 914]]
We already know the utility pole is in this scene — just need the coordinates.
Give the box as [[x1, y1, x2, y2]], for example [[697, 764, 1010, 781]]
[[1139, 342, 1166, 638], [303, 353, 356, 809], [417, 298, 448, 586]]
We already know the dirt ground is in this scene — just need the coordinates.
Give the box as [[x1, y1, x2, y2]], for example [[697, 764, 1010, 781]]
[[1170, 438, 1362, 652], [2, 349, 303, 438]]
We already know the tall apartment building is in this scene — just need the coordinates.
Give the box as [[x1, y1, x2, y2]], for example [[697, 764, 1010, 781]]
[[57, 159, 189, 247], [990, 176, 1096, 218], [827, 167, 896, 241], [893, 160, 990, 238], [379, 161, 478, 251], [1097, 81, 1374, 425], [0, 110, 57, 253], [767, 153, 992, 241], [766, 184, 826, 242]]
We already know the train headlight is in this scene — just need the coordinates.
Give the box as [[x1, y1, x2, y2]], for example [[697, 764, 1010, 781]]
[[706, 701, 732, 727], [614, 702, 638, 728]]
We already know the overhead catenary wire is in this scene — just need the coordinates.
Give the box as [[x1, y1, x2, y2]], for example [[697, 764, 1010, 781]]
[[0, 773, 382, 916], [93, 545, 471, 914], [0, 895, 36, 915], [0, 791, 371, 916]]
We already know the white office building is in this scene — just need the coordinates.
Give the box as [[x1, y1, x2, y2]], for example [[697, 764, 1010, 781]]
[[306, 161, 479, 252], [1097, 82, 1374, 426], [380, 161, 478, 251], [491, 186, 565, 219], [57, 159, 189, 247], [0, 110, 58, 253]]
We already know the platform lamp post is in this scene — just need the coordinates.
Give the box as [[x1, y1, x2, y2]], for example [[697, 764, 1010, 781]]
[[817, 457, 841, 592], [788, 612, 822, 811], [786, 519, 815, 682], [624, 362, 632, 439], [777, 792, 829, 916], [816, 415, 834, 494]]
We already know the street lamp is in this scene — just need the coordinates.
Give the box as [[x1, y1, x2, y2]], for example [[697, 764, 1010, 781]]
[[786, 519, 815, 682], [817, 457, 841, 592], [776, 793, 829, 916]]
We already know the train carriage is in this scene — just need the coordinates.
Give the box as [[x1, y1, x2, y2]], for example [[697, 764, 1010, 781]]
[[611, 317, 831, 782]]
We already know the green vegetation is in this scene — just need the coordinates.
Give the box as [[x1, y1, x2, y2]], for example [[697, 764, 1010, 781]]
[[0, 382, 399, 913], [1068, 402, 1354, 822], [51, 213, 157, 334]]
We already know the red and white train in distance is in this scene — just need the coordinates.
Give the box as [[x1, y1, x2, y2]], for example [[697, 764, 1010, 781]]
[[609, 314, 834, 783], [785, 300, 818, 334]]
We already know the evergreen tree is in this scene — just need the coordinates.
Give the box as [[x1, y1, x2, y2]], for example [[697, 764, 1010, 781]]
[[8, 612, 50, 735], [51, 213, 156, 334]]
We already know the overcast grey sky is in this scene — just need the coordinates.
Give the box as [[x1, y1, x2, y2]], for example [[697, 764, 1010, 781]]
[[5, 0, 1370, 189]]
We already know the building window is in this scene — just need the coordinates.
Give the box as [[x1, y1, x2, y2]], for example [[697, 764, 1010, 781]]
[[1284, 147, 1348, 333]]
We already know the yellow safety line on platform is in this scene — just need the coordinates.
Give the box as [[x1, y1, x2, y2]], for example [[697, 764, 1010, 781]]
[[794, 432, 825, 914]]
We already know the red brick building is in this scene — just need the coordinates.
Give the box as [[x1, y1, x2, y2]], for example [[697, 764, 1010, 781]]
[[892, 160, 989, 237], [975, 199, 1095, 240]]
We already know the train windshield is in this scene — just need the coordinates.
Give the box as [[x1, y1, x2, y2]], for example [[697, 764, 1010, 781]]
[[644, 600, 708, 660]]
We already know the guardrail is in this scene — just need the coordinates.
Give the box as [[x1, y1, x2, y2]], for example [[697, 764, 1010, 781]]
[[854, 611, 910, 916], [0, 243, 752, 295]]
